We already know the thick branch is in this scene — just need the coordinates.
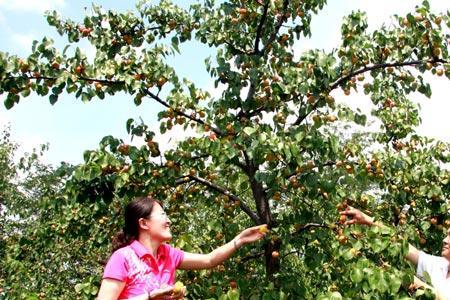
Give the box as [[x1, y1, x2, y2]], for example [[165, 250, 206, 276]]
[[284, 160, 335, 181], [175, 174, 260, 224], [6, 74, 125, 86], [293, 58, 448, 126], [329, 58, 448, 91], [247, 167, 272, 226], [143, 89, 225, 136], [261, 0, 290, 54], [294, 222, 330, 234], [223, 40, 249, 55], [253, 0, 270, 54], [241, 251, 265, 263]]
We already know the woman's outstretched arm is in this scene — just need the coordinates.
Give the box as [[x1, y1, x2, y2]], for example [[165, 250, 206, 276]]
[[179, 225, 267, 270], [340, 206, 419, 265]]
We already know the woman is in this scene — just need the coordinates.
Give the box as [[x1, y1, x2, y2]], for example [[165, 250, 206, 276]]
[[97, 196, 267, 300]]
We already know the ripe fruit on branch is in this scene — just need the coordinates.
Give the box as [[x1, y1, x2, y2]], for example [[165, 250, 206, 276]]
[[383, 98, 395, 108], [134, 73, 144, 80], [157, 77, 167, 87], [433, 47, 441, 57], [117, 144, 130, 155], [230, 281, 238, 289], [166, 160, 175, 168], [345, 165, 353, 174], [258, 224, 268, 234], [434, 16, 442, 25], [78, 26, 92, 37], [326, 115, 337, 122], [337, 235, 348, 245], [230, 17, 240, 25], [19, 61, 29, 73], [237, 8, 247, 16], [74, 65, 84, 75], [326, 95, 335, 105], [402, 18, 410, 27], [173, 281, 184, 294], [123, 34, 132, 45], [168, 20, 177, 30], [95, 82, 103, 91], [271, 251, 280, 258], [280, 34, 289, 43], [273, 191, 281, 201], [83, 28, 92, 37], [51, 61, 60, 70], [208, 132, 217, 141], [225, 123, 234, 134]]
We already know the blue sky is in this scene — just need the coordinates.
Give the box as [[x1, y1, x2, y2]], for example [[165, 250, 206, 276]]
[[0, 0, 449, 165]]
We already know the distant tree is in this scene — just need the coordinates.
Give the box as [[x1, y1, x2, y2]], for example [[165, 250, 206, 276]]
[[0, 128, 80, 299]]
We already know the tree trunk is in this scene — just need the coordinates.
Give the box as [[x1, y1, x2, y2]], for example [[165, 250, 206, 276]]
[[243, 155, 280, 279], [265, 238, 281, 281]]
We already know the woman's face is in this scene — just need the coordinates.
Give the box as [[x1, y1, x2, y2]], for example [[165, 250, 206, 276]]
[[145, 202, 172, 242], [442, 228, 450, 261]]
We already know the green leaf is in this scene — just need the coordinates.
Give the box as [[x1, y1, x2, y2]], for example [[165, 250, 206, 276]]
[[4, 96, 14, 109], [350, 267, 364, 283], [227, 289, 240, 300], [49, 94, 58, 105], [243, 127, 257, 136], [74, 283, 84, 294]]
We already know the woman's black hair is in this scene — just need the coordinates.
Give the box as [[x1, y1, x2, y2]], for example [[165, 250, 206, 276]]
[[111, 196, 159, 252]]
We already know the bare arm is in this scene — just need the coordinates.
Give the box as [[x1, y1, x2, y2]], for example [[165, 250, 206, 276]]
[[179, 225, 267, 270], [97, 279, 126, 300], [406, 244, 420, 265], [340, 207, 419, 266]]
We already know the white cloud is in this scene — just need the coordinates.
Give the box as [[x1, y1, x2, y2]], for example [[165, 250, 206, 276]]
[[415, 75, 450, 142], [11, 33, 35, 52], [0, 110, 11, 128], [0, 0, 66, 13], [0, 10, 5, 24]]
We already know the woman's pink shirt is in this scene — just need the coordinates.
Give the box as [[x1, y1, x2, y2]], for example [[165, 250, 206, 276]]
[[102, 240, 184, 299]]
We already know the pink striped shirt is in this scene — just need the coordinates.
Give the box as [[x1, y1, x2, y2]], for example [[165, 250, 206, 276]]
[[103, 240, 184, 299]]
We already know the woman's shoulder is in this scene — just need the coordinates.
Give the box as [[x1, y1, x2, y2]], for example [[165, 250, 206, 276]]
[[160, 243, 184, 260], [110, 244, 135, 260], [160, 242, 182, 252]]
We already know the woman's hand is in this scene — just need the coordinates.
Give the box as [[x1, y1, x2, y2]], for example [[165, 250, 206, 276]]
[[235, 225, 268, 247], [148, 285, 185, 300], [339, 206, 375, 226], [170, 285, 186, 300]]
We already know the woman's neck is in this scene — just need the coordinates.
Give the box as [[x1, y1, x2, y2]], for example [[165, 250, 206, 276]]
[[138, 234, 161, 257]]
